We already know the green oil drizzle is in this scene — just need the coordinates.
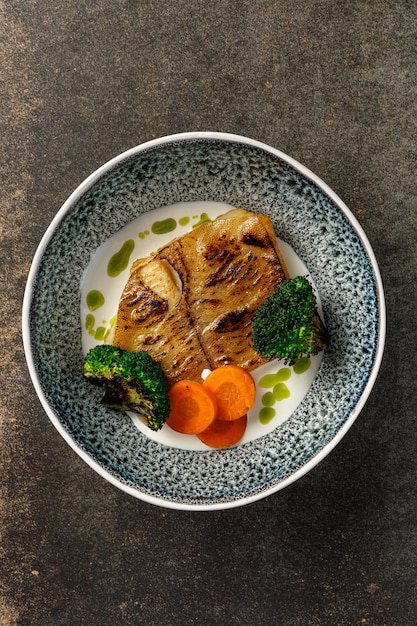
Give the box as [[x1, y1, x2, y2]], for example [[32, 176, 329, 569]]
[[258, 374, 277, 388], [85, 312, 115, 342], [258, 367, 292, 424], [94, 326, 107, 341], [193, 212, 211, 228], [276, 367, 291, 381], [86, 289, 105, 311], [261, 391, 276, 407], [138, 212, 210, 240], [259, 407, 276, 424], [293, 357, 311, 374], [151, 218, 177, 234], [259, 367, 291, 388], [107, 240, 135, 277], [273, 383, 291, 401], [85, 313, 95, 334]]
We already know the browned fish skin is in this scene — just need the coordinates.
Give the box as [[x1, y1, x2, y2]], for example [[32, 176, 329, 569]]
[[179, 210, 288, 371], [112, 240, 211, 384], [112, 209, 288, 383]]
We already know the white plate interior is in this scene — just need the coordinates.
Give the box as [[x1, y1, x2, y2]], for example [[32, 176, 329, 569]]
[[81, 201, 324, 450]]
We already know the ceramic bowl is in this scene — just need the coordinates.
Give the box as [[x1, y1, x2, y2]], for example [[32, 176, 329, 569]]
[[22, 132, 385, 509]]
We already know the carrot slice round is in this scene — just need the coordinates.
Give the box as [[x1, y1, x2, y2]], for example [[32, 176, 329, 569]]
[[197, 414, 248, 449], [166, 380, 217, 434], [202, 365, 256, 421]]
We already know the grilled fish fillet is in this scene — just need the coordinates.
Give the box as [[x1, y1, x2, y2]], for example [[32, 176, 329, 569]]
[[112, 209, 288, 384]]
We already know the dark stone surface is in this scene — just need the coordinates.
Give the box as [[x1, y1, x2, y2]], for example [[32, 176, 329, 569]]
[[1, 1, 416, 624]]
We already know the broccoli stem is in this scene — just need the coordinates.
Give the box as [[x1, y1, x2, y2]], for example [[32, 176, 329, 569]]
[[311, 311, 330, 353]]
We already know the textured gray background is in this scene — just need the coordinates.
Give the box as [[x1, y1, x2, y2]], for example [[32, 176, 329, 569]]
[[1, 1, 416, 624]]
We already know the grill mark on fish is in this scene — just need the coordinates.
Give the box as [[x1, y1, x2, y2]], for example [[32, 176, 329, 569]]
[[211, 309, 253, 333], [143, 334, 162, 345], [135, 301, 167, 321], [122, 280, 169, 321], [206, 261, 246, 287], [241, 232, 270, 248]]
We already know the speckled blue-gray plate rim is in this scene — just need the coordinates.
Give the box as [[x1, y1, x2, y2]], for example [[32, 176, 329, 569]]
[[22, 132, 386, 510]]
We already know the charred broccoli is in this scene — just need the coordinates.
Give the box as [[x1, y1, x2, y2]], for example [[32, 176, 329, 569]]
[[251, 275, 329, 365], [83, 344, 170, 431]]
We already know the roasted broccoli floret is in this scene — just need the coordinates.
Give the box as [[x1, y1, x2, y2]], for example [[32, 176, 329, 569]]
[[83, 344, 170, 431], [251, 275, 329, 365]]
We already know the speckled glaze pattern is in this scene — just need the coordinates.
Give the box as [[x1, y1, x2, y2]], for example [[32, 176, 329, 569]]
[[26, 136, 383, 508]]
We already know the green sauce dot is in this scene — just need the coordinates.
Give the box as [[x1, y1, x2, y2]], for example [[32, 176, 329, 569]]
[[259, 367, 291, 388], [262, 392, 276, 407], [259, 407, 276, 424], [85, 313, 95, 331], [94, 326, 107, 341], [276, 367, 291, 382], [107, 240, 135, 277], [293, 357, 311, 374], [86, 290, 105, 312], [259, 374, 279, 388], [193, 212, 211, 228], [179, 216, 190, 226], [151, 218, 177, 234], [273, 383, 290, 401]]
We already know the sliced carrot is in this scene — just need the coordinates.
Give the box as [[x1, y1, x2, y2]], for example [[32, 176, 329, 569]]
[[166, 380, 217, 435], [202, 365, 256, 421], [197, 414, 248, 449]]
